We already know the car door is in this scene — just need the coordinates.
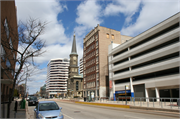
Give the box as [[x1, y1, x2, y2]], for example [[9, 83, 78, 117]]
[[34, 103, 39, 118]]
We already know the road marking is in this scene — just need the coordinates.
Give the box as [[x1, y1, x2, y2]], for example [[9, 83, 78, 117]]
[[124, 115, 145, 119], [63, 113, 74, 119]]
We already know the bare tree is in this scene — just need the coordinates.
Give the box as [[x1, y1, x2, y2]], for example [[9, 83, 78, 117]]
[[16, 65, 45, 86], [1, 18, 47, 118]]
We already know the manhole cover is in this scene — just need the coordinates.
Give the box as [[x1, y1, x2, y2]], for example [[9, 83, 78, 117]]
[[74, 111, 80, 113]]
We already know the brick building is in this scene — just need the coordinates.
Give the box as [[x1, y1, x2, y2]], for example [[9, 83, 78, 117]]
[[83, 24, 132, 99], [1, 0, 18, 103]]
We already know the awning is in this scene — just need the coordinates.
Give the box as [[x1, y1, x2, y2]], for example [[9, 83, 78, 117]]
[[1, 79, 14, 84]]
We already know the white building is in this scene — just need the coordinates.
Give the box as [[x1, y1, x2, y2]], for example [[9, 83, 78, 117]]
[[46, 58, 69, 97], [79, 57, 83, 74], [108, 12, 180, 101]]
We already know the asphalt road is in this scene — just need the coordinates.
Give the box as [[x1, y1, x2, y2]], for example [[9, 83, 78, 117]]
[[27, 100, 178, 119]]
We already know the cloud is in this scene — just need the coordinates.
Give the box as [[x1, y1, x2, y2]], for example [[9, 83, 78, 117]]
[[16, 0, 68, 45], [104, 0, 141, 24], [121, 0, 180, 36], [76, 0, 103, 28]]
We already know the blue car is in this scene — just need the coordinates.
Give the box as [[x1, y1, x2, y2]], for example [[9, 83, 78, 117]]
[[34, 101, 64, 119]]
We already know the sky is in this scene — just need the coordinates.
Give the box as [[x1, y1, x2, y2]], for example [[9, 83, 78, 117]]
[[15, 0, 180, 95]]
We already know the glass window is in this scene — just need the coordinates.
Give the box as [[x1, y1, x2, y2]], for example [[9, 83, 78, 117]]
[[4, 19, 9, 39], [106, 33, 109, 38], [39, 102, 59, 111], [76, 81, 79, 91], [1, 45, 6, 61], [9, 38, 13, 50], [112, 34, 114, 39], [6, 59, 11, 68], [96, 41, 98, 46]]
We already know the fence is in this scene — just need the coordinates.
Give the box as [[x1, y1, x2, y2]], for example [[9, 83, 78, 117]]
[[97, 97, 180, 110]]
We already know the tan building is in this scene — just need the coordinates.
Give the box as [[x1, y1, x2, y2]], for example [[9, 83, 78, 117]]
[[1, 0, 18, 105], [67, 34, 83, 98], [83, 24, 132, 99]]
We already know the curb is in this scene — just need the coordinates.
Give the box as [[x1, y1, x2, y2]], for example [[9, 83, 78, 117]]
[[75, 101, 130, 109]]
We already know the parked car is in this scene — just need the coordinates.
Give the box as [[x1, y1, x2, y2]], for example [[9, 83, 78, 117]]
[[28, 96, 38, 106], [34, 101, 64, 119], [27, 96, 31, 101]]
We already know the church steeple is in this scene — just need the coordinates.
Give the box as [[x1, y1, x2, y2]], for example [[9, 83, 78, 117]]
[[71, 33, 77, 55]]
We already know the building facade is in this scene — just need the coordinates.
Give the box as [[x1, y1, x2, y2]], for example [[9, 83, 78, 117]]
[[108, 12, 180, 101], [83, 24, 132, 99], [79, 57, 83, 74], [1, 0, 18, 104], [67, 34, 83, 98], [46, 58, 69, 98]]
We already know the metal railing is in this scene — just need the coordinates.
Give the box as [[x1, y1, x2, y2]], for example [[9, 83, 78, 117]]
[[96, 97, 180, 110]]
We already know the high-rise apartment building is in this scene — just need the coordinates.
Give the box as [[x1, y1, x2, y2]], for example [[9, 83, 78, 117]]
[[79, 57, 83, 74], [46, 58, 69, 98], [83, 24, 132, 98]]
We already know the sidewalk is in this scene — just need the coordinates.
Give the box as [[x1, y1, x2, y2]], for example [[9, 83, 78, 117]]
[[1, 98, 26, 118], [10, 98, 26, 118]]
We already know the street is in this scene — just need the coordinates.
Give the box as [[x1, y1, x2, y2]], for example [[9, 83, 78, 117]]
[[27, 99, 178, 119]]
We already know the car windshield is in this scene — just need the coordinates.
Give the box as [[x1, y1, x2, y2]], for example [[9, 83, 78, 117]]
[[39, 102, 59, 111], [29, 96, 37, 100]]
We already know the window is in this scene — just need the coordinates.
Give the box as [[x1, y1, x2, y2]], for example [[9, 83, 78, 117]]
[[9, 38, 13, 51], [112, 34, 114, 39], [96, 64, 99, 70], [96, 49, 98, 54], [76, 81, 79, 91], [106, 33, 109, 38], [13, 53, 16, 60], [1, 45, 6, 61], [96, 34, 98, 39], [96, 41, 98, 46], [6, 59, 11, 68], [4, 19, 9, 39]]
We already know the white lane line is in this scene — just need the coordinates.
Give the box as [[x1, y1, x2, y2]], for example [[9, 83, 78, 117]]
[[124, 115, 145, 119], [63, 113, 74, 119]]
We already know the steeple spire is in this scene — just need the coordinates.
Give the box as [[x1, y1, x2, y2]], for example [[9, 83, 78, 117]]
[[71, 33, 77, 54]]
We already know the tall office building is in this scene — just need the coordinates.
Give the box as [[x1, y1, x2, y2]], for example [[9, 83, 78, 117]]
[[79, 57, 83, 74], [83, 24, 132, 98], [46, 58, 69, 97], [108, 12, 180, 100]]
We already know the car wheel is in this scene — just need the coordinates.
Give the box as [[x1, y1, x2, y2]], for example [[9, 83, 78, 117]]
[[28, 103, 30, 106]]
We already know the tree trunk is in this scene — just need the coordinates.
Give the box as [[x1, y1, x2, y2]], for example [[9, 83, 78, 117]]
[[7, 78, 16, 118]]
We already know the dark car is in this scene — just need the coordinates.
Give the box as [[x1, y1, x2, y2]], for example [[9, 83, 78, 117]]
[[28, 96, 38, 106], [34, 101, 64, 119]]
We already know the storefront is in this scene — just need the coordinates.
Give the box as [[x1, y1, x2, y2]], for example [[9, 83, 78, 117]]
[[115, 90, 131, 101]]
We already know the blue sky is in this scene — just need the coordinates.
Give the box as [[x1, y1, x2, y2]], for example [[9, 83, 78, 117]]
[[15, 0, 179, 95]]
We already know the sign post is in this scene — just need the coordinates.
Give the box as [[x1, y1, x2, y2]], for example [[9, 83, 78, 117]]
[[125, 85, 128, 105]]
